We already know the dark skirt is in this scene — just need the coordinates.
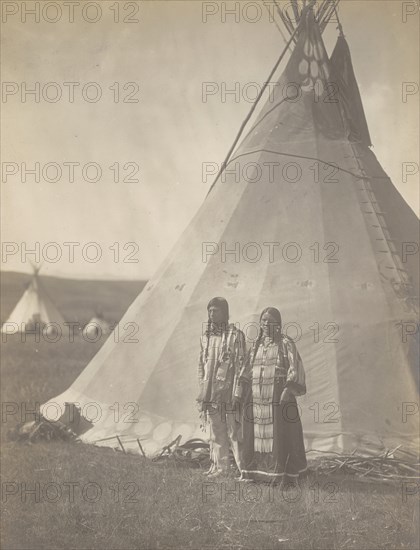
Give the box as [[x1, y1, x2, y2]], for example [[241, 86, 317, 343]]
[[241, 381, 307, 483]]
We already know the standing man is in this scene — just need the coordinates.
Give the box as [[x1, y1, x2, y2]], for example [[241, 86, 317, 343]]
[[197, 297, 246, 478]]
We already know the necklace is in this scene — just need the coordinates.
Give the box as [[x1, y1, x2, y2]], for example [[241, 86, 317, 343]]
[[262, 336, 275, 348]]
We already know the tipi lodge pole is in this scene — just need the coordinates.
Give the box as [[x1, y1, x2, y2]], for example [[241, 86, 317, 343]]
[[207, 14, 303, 194]]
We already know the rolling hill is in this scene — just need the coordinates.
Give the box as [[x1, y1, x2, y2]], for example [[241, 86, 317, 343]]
[[0, 271, 147, 327]]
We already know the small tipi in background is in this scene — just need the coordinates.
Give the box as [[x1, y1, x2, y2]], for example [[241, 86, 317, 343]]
[[84, 311, 112, 340], [1, 265, 65, 334]]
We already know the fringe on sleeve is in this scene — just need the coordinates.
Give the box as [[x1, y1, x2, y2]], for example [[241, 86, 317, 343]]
[[198, 336, 205, 383], [235, 329, 246, 370]]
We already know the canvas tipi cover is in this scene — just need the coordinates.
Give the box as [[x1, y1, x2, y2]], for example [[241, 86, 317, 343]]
[[44, 9, 419, 456], [2, 269, 65, 334]]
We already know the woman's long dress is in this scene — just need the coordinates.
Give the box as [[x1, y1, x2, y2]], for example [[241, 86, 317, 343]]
[[241, 335, 307, 482]]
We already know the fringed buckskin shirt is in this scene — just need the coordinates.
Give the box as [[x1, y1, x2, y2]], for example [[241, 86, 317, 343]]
[[197, 323, 245, 410]]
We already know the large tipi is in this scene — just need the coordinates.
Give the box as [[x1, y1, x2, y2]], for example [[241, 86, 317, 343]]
[[44, 2, 419, 456], [2, 266, 65, 334]]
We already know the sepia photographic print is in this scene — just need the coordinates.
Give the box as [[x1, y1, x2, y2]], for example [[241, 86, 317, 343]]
[[1, 1, 419, 549]]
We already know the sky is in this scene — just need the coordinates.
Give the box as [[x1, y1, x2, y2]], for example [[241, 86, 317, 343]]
[[1, 0, 419, 280]]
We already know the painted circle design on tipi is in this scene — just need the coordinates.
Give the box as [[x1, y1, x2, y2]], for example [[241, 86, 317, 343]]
[[176, 423, 194, 440], [145, 440, 161, 455], [135, 415, 153, 436], [152, 422, 173, 441], [310, 60, 319, 78], [313, 42, 324, 62], [298, 59, 309, 75], [299, 37, 328, 97]]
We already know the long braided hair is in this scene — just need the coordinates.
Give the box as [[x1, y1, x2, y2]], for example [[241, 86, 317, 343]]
[[250, 307, 282, 368], [204, 297, 230, 362]]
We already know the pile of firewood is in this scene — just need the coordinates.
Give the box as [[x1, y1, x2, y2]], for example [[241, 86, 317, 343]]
[[308, 446, 420, 481]]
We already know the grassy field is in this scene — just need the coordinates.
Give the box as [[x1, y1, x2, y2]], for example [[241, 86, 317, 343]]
[[1, 274, 419, 549]]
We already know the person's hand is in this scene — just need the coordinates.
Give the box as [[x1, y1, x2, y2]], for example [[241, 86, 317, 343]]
[[280, 387, 293, 403]]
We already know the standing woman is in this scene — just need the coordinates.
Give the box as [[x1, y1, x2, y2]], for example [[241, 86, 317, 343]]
[[241, 307, 307, 483]]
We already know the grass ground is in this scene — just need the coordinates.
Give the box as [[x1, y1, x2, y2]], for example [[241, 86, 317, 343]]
[[1, 337, 419, 550]]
